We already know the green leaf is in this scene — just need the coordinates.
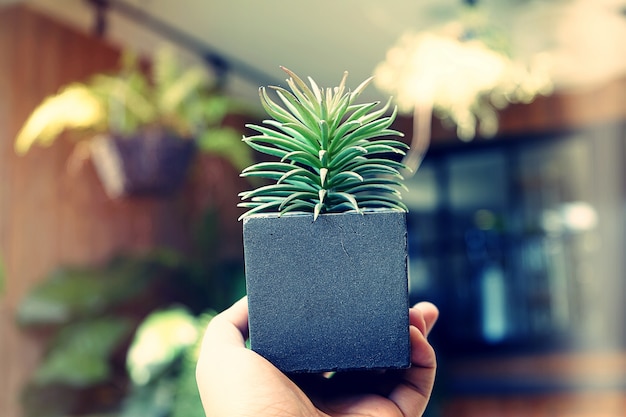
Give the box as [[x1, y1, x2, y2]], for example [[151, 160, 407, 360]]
[[170, 313, 217, 417], [351, 163, 404, 179], [239, 170, 289, 182], [313, 202, 323, 220], [281, 121, 319, 145], [36, 318, 131, 386], [357, 97, 393, 125], [344, 101, 382, 123], [279, 191, 318, 211], [16, 265, 148, 326], [259, 87, 300, 125], [272, 87, 320, 133], [237, 200, 282, 220], [327, 191, 361, 213], [344, 157, 406, 174], [351, 75, 375, 98], [127, 307, 201, 385], [280, 200, 316, 215], [335, 117, 401, 151], [284, 76, 319, 114], [278, 167, 320, 185], [326, 171, 363, 188], [328, 145, 368, 173], [364, 138, 410, 151], [361, 143, 407, 156], [319, 119, 330, 150], [265, 120, 319, 150], [241, 139, 289, 160], [318, 168, 328, 187], [281, 150, 323, 168], [245, 125, 318, 154], [196, 127, 253, 172], [327, 92, 352, 133], [307, 76, 323, 104], [356, 196, 408, 212], [159, 67, 209, 115], [361, 157, 408, 171], [14, 84, 106, 153], [330, 119, 363, 144], [350, 183, 404, 197], [240, 182, 316, 200], [345, 177, 409, 193], [242, 161, 297, 174], [120, 380, 177, 417], [281, 66, 321, 112]]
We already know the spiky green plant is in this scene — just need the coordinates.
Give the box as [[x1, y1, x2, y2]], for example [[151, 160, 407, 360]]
[[238, 67, 410, 220]]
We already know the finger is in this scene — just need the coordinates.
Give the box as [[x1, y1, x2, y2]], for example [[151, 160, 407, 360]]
[[409, 325, 436, 368], [201, 296, 249, 349], [410, 301, 438, 337], [196, 297, 250, 406], [388, 326, 437, 416]]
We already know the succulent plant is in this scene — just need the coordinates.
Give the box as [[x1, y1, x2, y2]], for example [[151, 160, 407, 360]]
[[238, 67, 410, 220]]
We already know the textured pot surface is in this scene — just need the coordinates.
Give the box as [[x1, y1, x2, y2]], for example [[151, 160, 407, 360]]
[[243, 209, 410, 373]]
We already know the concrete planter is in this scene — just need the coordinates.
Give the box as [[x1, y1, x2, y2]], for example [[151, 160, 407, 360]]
[[242, 209, 410, 373]]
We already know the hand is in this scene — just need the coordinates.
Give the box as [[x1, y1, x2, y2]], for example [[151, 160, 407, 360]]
[[196, 296, 438, 417]]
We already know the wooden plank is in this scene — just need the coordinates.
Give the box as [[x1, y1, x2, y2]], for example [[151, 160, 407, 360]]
[[0, 6, 19, 417], [0, 6, 131, 417]]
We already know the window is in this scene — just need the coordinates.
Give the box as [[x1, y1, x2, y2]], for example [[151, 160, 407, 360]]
[[406, 122, 625, 354]]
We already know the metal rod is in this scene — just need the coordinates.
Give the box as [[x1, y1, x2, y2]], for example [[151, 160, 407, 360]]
[[85, 0, 281, 87]]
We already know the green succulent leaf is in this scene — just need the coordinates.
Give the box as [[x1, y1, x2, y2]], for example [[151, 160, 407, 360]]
[[279, 191, 319, 211], [327, 191, 362, 213], [239, 68, 409, 220], [326, 171, 364, 187], [281, 200, 317, 215], [238, 200, 282, 220], [272, 88, 320, 132], [281, 66, 322, 111]]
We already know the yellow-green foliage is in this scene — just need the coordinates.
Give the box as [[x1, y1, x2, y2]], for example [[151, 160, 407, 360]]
[[15, 48, 254, 171]]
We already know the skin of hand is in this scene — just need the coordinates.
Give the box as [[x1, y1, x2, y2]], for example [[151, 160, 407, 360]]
[[196, 296, 438, 417]]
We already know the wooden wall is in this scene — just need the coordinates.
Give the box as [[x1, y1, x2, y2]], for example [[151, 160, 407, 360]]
[[400, 74, 626, 147], [0, 6, 246, 417]]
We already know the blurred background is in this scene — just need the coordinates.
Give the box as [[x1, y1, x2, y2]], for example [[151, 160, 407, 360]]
[[0, 0, 624, 416]]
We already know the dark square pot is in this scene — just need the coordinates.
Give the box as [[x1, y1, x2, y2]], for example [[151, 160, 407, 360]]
[[242, 209, 410, 373]]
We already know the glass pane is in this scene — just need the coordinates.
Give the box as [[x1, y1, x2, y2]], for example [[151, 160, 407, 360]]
[[447, 151, 508, 212]]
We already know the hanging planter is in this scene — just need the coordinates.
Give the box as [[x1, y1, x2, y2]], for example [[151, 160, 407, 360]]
[[90, 131, 196, 198], [238, 67, 412, 373], [14, 47, 252, 198]]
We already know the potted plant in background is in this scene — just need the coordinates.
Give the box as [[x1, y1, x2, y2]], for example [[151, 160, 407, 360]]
[[373, 12, 553, 172], [239, 67, 411, 373], [14, 47, 252, 198], [16, 208, 244, 417]]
